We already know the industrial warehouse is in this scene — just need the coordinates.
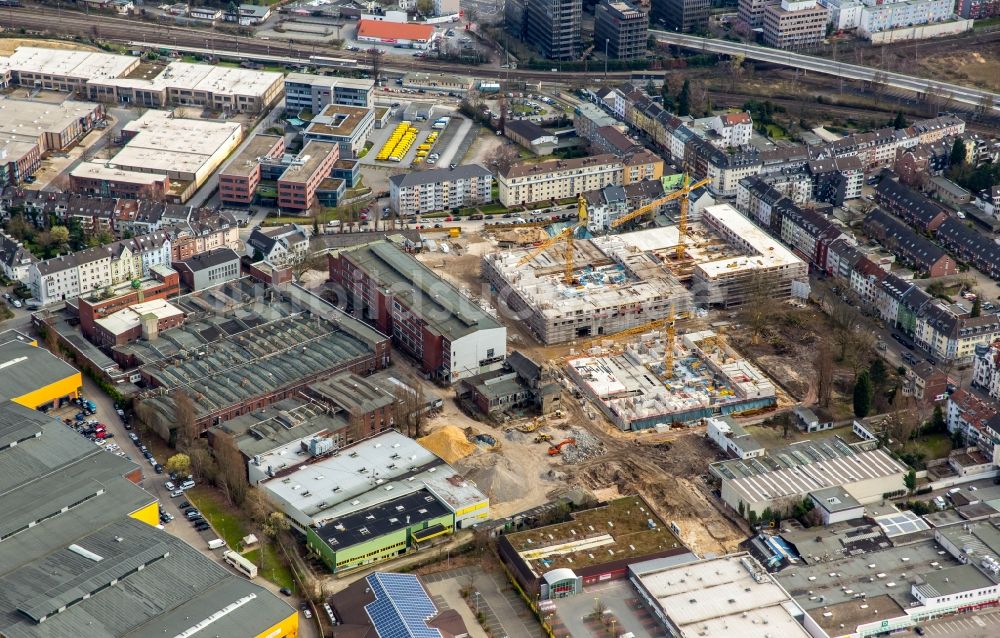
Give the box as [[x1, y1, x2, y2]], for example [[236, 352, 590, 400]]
[[481, 204, 807, 344], [121, 278, 390, 441], [257, 430, 489, 573], [566, 329, 778, 430]]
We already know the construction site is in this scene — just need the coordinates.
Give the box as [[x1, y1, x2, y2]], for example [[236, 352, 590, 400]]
[[481, 203, 808, 345], [566, 328, 778, 431]]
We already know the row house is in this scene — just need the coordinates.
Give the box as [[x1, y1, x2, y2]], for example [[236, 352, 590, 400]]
[[849, 256, 889, 308], [971, 341, 1000, 403], [946, 389, 1000, 461], [28, 232, 172, 305], [934, 217, 1000, 281], [899, 360, 949, 406], [862, 209, 958, 277], [875, 178, 950, 232], [910, 115, 966, 145], [807, 155, 863, 206], [778, 202, 844, 269]]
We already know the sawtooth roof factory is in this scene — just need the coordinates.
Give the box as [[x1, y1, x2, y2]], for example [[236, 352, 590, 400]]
[[124, 277, 390, 443]]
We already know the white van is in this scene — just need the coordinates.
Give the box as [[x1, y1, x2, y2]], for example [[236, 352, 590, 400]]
[[207, 539, 226, 550]]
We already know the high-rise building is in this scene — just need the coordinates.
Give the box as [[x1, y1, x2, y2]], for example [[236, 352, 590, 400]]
[[523, 0, 582, 60], [738, 0, 777, 29], [651, 0, 710, 33], [763, 0, 829, 49], [594, 0, 649, 60]]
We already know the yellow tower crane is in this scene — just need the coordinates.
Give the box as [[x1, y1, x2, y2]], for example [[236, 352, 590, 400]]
[[610, 174, 711, 259], [516, 195, 589, 285], [664, 308, 676, 379]]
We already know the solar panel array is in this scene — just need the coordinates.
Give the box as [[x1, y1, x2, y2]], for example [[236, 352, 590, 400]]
[[874, 511, 930, 538], [364, 572, 443, 638]]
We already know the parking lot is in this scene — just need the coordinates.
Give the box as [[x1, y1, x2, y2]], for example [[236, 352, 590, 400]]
[[548, 580, 661, 638], [360, 105, 469, 170], [913, 608, 1000, 637], [421, 566, 539, 638]]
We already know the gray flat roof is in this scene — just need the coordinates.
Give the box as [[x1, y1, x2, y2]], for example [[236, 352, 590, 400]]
[[810, 487, 863, 514], [0, 339, 80, 404], [338, 240, 502, 341], [213, 396, 347, 459], [914, 564, 997, 598]]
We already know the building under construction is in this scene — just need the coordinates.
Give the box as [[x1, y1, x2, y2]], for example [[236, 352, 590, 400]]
[[566, 329, 777, 431], [481, 203, 807, 344]]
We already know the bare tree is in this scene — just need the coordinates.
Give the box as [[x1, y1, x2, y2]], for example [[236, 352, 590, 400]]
[[365, 48, 385, 86], [814, 335, 835, 409], [291, 251, 329, 283], [42, 314, 62, 359], [215, 431, 249, 506], [843, 330, 876, 380], [392, 383, 429, 438], [483, 143, 519, 176], [739, 271, 773, 345], [885, 395, 920, 450], [173, 389, 198, 449]]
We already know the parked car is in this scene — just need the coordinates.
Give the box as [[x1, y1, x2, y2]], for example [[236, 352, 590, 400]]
[[170, 489, 184, 498]]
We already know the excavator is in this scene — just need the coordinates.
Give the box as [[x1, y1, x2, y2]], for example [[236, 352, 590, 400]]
[[548, 438, 576, 456], [610, 173, 711, 259]]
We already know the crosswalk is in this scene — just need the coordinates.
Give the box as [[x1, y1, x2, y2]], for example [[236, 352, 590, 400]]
[[922, 610, 1000, 636]]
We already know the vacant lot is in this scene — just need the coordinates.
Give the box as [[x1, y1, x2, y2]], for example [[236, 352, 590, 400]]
[[0, 37, 98, 56]]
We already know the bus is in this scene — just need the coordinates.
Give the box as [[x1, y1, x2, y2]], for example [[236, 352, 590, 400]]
[[223, 550, 258, 579]]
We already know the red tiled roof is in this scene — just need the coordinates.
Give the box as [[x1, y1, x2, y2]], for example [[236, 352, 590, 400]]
[[357, 19, 434, 42]]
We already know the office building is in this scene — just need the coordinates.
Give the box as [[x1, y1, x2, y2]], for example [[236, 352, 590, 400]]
[[218, 134, 286, 206], [173, 247, 242, 291], [524, 0, 582, 60], [329, 239, 507, 383], [284, 73, 374, 114], [302, 104, 376, 159], [276, 141, 340, 212], [389, 165, 493, 215], [594, 0, 649, 60], [739, 0, 776, 29], [763, 0, 830, 49], [651, 0, 710, 33]]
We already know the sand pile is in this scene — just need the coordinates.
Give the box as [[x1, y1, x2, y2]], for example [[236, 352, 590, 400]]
[[457, 454, 525, 503], [417, 425, 477, 464]]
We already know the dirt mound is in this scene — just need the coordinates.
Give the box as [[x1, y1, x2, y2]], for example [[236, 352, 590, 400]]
[[417, 425, 477, 464], [457, 454, 526, 503]]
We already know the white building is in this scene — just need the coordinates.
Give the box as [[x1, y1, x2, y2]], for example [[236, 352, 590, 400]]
[[819, 0, 864, 30], [497, 154, 625, 207], [389, 165, 493, 216], [631, 554, 811, 638], [709, 112, 753, 148], [972, 340, 1000, 401], [859, 0, 955, 35], [808, 486, 865, 525], [28, 233, 172, 305], [0, 231, 37, 284], [707, 416, 765, 460], [245, 224, 309, 267]]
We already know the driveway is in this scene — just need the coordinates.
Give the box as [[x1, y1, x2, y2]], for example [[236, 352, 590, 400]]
[[422, 567, 541, 638]]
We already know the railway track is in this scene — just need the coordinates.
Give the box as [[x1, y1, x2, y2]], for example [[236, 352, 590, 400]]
[[0, 7, 637, 81]]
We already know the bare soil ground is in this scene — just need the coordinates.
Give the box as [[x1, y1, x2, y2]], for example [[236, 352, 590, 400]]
[[0, 38, 98, 55], [919, 50, 1000, 93]]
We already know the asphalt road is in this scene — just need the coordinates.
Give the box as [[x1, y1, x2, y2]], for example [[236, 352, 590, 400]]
[[649, 30, 1000, 113]]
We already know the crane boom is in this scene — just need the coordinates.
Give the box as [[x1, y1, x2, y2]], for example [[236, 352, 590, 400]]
[[610, 174, 712, 230], [516, 226, 574, 267]]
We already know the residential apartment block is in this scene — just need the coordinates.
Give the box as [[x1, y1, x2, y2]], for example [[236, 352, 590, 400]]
[[523, 0, 582, 60], [389, 165, 493, 215], [329, 239, 507, 383], [497, 152, 663, 206], [284, 73, 375, 114], [302, 104, 375, 159], [972, 340, 1000, 402], [651, 0, 710, 32], [956, 0, 1000, 19], [914, 302, 1000, 364], [859, 0, 954, 35], [594, 0, 649, 60], [29, 233, 173, 305], [763, 0, 829, 49], [245, 224, 309, 266], [946, 389, 1000, 462]]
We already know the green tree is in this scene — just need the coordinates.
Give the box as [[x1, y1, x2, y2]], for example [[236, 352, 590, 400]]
[[49, 225, 70, 247], [950, 138, 966, 166], [660, 79, 674, 111], [892, 112, 907, 129], [869, 358, 888, 393], [677, 79, 691, 116], [165, 453, 192, 477], [853, 370, 874, 418], [748, 509, 758, 526], [416, 0, 434, 15], [931, 404, 946, 434], [904, 468, 917, 493], [972, 296, 982, 317]]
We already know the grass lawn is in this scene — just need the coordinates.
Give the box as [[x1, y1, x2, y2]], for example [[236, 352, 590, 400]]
[[907, 433, 953, 460], [357, 141, 374, 158], [184, 487, 296, 589], [185, 487, 248, 549], [764, 123, 788, 139], [244, 545, 295, 591], [480, 202, 507, 214]]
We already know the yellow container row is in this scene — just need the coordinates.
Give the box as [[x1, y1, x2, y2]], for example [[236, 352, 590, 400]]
[[375, 121, 414, 161]]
